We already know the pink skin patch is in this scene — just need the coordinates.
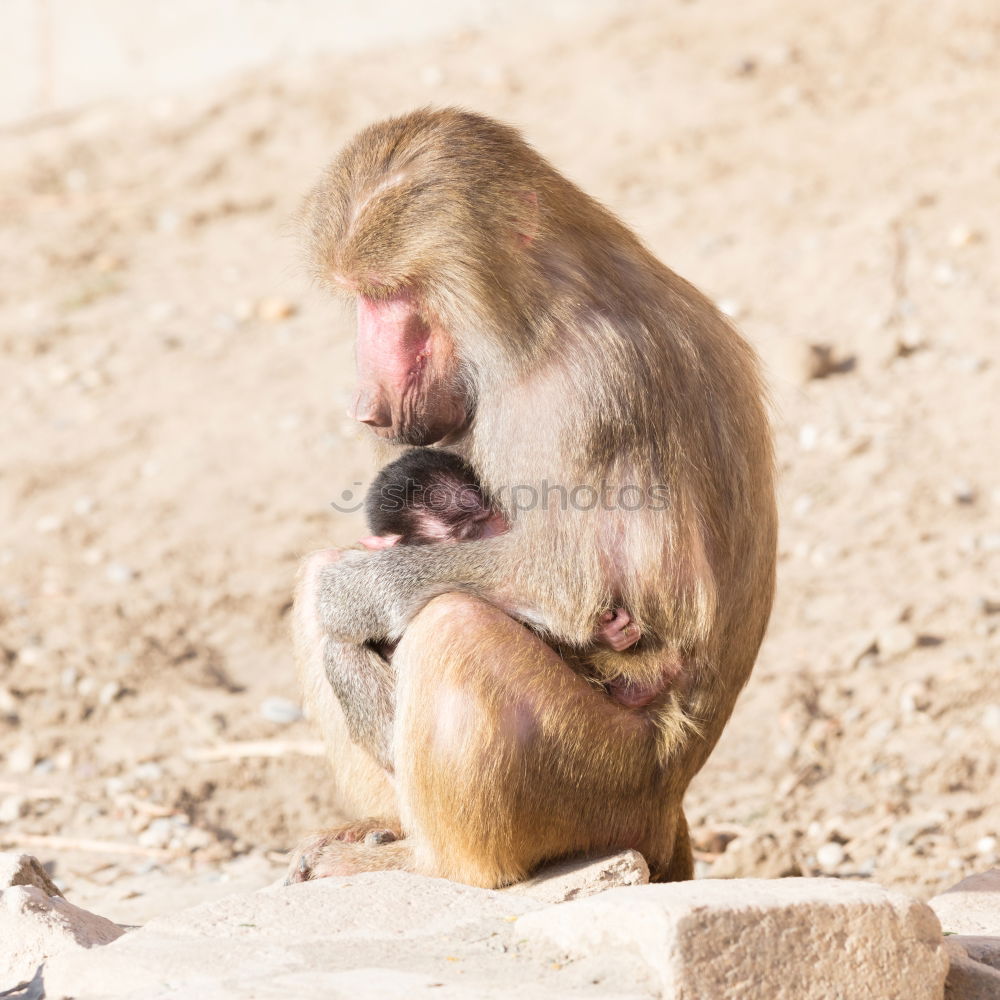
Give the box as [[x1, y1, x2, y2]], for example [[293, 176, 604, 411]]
[[606, 654, 685, 710], [351, 294, 431, 431]]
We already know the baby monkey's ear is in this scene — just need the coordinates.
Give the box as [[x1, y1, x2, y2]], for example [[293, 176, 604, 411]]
[[359, 535, 402, 550]]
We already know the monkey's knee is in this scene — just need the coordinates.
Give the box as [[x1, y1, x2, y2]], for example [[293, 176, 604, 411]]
[[406, 592, 510, 638]]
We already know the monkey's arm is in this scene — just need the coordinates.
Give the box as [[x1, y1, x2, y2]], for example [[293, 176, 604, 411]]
[[314, 537, 540, 646], [322, 636, 395, 770]]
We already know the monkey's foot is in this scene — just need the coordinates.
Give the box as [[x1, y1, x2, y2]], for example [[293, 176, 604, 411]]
[[318, 816, 402, 845], [285, 824, 412, 883]]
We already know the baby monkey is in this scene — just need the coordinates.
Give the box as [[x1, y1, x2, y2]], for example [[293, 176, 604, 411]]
[[361, 448, 641, 663]]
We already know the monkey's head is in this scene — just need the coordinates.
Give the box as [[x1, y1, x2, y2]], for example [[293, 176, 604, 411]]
[[365, 448, 507, 545], [303, 108, 565, 447]]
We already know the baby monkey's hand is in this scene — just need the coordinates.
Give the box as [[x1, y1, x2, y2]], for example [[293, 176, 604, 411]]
[[358, 535, 402, 551], [596, 607, 640, 652]]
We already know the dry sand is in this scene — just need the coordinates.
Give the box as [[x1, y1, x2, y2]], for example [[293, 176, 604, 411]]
[[0, 0, 997, 919]]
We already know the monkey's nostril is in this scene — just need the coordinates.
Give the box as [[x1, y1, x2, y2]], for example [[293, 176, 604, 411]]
[[350, 389, 391, 428]]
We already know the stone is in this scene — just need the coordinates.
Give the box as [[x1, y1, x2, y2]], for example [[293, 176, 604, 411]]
[[259, 696, 303, 725], [953, 936, 1000, 971], [504, 850, 649, 904], [815, 842, 846, 871], [931, 869, 1000, 935], [255, 297, 296, 322], [944, 946, 1000, 1000], [1, 884, 123, 991], [708, 831, 802, 878], [44, 872, 657, 999], [516, 877, 947, 1000], [0, 854, 62, 898], [877, 623, 917, 659]]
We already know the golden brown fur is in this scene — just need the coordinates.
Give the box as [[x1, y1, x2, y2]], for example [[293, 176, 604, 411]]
[[288, 107, 777, 887]]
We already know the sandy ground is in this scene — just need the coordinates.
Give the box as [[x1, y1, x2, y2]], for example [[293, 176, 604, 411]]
[[1, 0, 998, 921]]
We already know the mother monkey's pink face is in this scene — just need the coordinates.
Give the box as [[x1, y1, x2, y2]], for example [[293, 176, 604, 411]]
[[348, 290, 469, 447]]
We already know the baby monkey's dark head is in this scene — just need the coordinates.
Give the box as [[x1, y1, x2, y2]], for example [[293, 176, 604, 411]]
[[365, 448, 507, 545]]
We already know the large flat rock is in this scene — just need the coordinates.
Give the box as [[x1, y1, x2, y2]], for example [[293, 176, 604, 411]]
[[517, 877, 948, 1000], [41, 873, 952, 1000], [41, 872, 650, 1000]]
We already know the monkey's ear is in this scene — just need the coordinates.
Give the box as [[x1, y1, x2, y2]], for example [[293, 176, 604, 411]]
[[516, 191, 540, 247]]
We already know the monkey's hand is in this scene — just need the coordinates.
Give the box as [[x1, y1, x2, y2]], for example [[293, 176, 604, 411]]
[[358, 534, 401, 550], [595, 608, 641, 652]]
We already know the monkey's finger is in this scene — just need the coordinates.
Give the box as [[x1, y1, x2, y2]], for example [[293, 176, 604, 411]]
[[358, 535, 402, 550]]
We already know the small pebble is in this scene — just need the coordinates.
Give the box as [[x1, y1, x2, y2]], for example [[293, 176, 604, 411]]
[[260, 697, 303, 725], [899, 680, 930, 715], [896, 325, 925, 356], [947, 480, 977, 505], [72, 496, 95, 516], [6, 743, 36, 775], [978, 533, 1000, 553], [256, 297, 296, 322], [792, 495, 813, 517], [133, 761, 164, 782], [35, 515, 63, 535], [47, 365, 73, 386], [105, 563, 135, 585], [798, 424, 819, 450], [877, 624, 917, 659], [0, 686, 18, 716], [947, 225, 981, 248], [146, 301, 178, 324], [0, 795, 27, 823], [816, 842, 846, 870], [976, 835, 997, 855], [18, 646, 43, 668], [932, 262, 956, 286], [138, 817, 177, 849], [232, 299, 254, 322], [99, 680, 122, 706], [184, 826, 214, 850], [156, 210, 181, 234]]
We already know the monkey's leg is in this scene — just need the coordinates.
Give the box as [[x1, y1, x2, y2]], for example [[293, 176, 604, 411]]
[[290, 594, 692, 886], [322, 637, 395, 771], [293, 550, 398, 824]]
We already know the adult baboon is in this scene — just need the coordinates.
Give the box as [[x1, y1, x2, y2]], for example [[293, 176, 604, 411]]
[[288, 108, 776, 888]]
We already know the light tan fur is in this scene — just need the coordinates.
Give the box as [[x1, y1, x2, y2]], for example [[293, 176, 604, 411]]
[[289, 108, 776, 887]]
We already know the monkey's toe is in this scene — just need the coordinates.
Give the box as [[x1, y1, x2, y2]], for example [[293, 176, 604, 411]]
[[364, 828, 398, 846]]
